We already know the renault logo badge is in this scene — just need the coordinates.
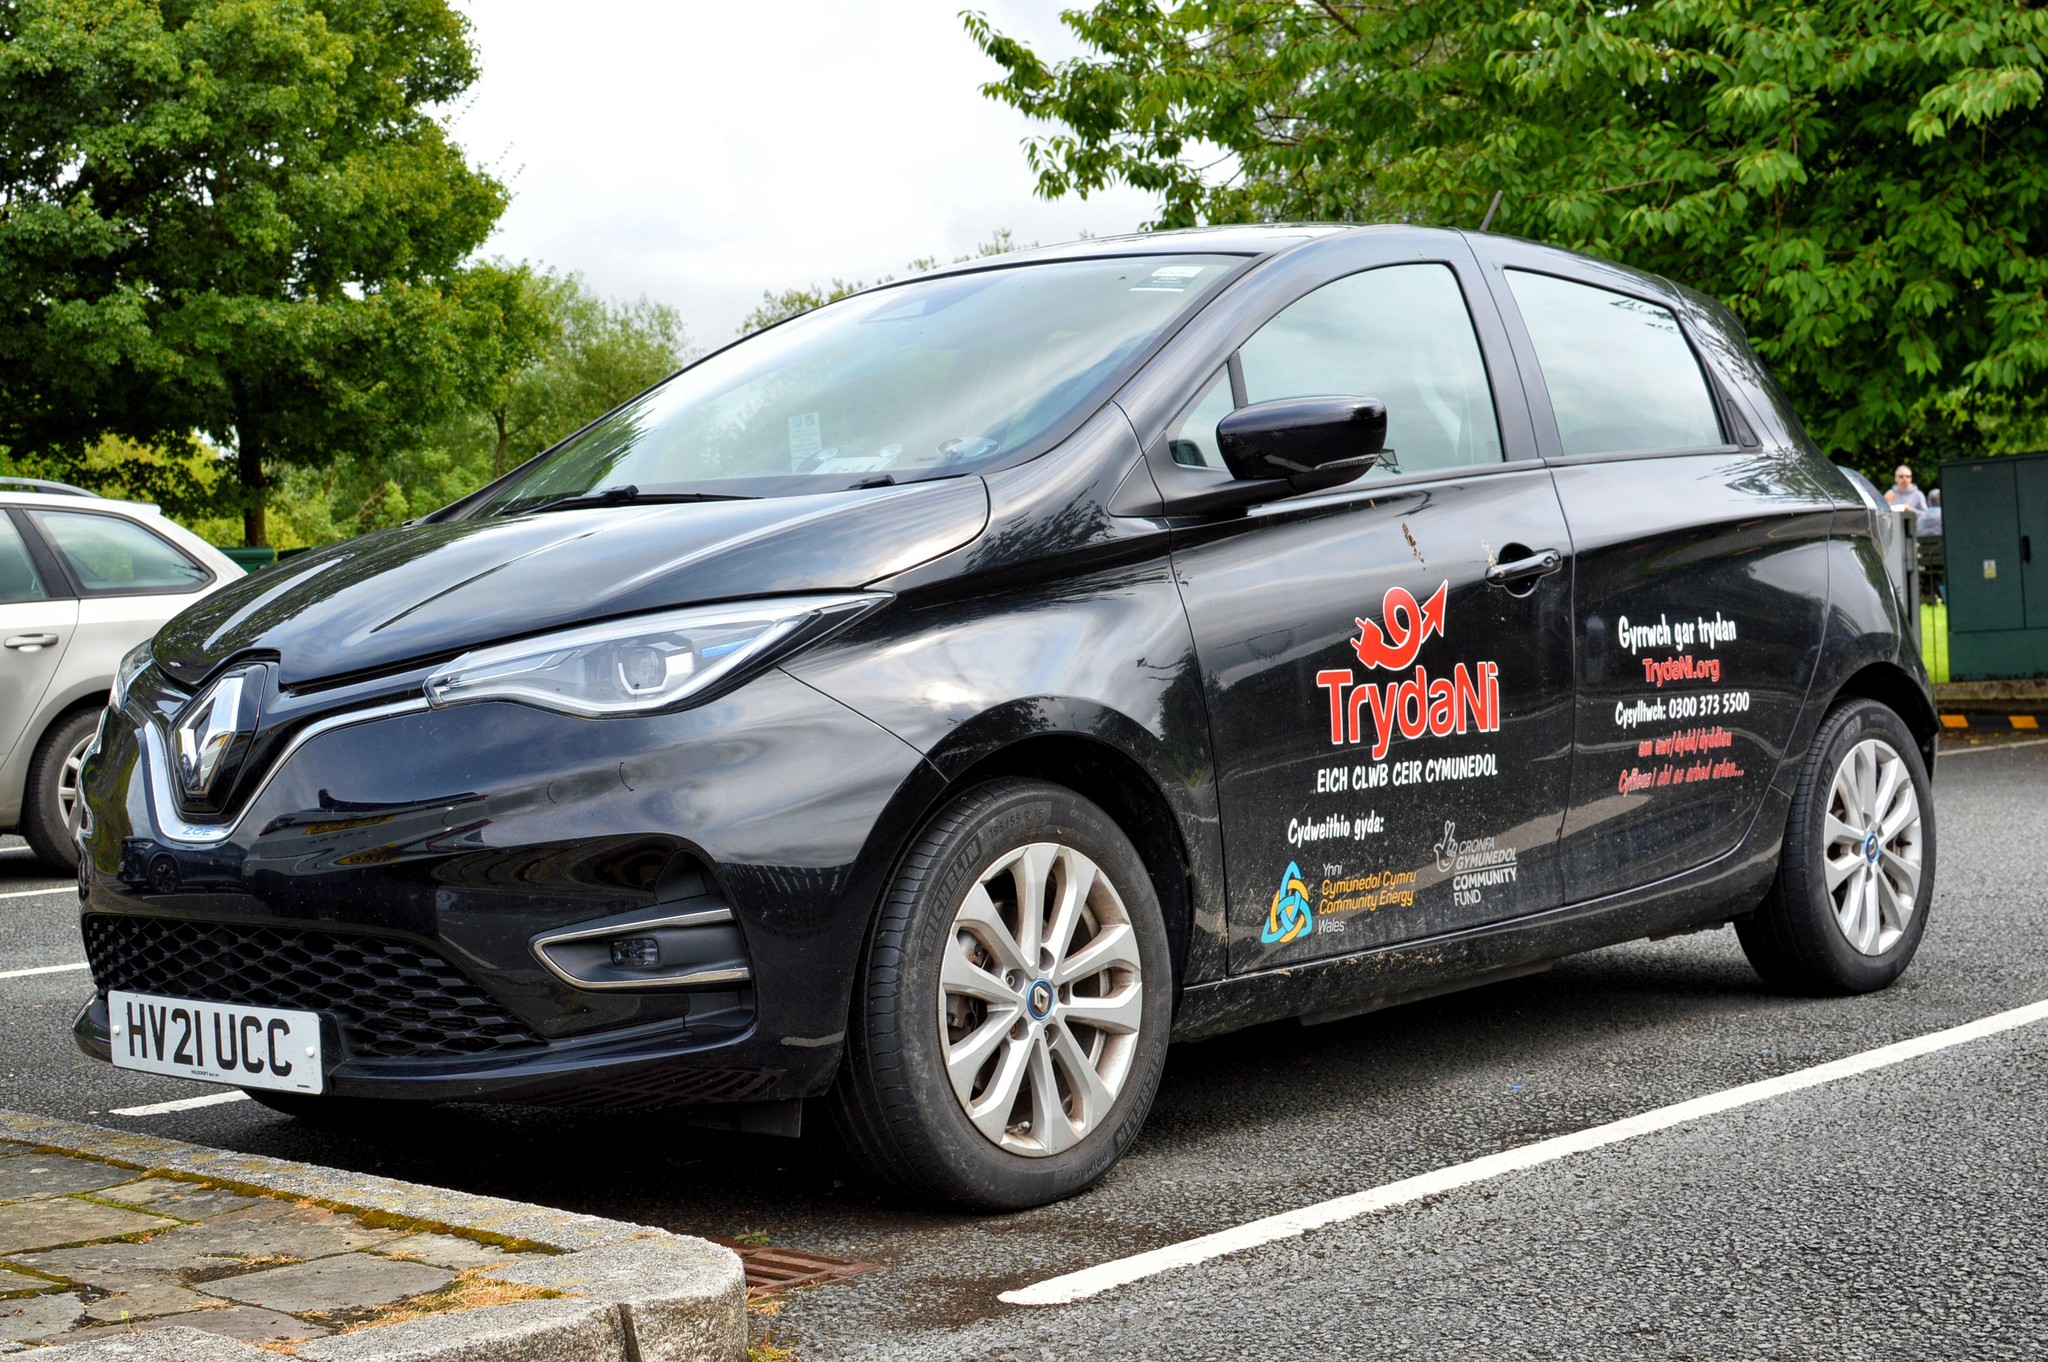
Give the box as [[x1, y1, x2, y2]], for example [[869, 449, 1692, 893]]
[[173, 671, 254, 800]]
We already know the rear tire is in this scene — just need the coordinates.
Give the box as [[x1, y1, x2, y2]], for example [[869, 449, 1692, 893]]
[[830, 779, 1173, 1210], [1737, 699, 1934, 994], [22, 708, 99, 873]]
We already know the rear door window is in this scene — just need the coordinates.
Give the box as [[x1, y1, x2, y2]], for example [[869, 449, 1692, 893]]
[[0, 515, 48, 603], [1505, 270, 1724, 456], [1238, 263, 1504, 479], [33, 511, 212, 595]]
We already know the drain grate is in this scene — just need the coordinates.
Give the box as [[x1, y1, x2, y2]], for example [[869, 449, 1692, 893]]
[[710, 1239, 880, 1299]]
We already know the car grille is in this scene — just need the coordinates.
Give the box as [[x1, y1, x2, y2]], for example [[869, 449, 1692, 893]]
[[84, 914, 542, 1060]]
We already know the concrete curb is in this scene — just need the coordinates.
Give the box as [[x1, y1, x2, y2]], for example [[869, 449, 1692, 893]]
[[0, 1110, 746, 1361]]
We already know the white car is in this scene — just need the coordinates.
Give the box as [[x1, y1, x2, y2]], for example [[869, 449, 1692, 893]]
[[1, 480, 242, 869]]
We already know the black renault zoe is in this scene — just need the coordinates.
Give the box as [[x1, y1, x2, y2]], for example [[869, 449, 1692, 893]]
[[75, 226, 1936, 1209]]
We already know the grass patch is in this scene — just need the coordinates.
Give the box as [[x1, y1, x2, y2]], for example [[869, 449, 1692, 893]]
[[749, 1333, 802, 1362], [1922, 599, 1949, 683], [183, 1254, 306, 1283], [305, 1266, 560, 1334]]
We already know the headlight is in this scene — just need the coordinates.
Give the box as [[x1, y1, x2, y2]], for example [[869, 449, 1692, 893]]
[[422, 594, 886, 718], [111, 638, 154, 711]]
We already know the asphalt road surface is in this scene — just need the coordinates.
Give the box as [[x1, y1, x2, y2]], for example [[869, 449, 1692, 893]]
[[5, 734, 2045, 1360]]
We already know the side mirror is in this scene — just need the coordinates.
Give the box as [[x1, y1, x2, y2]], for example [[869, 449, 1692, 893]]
[[1217, 396, 1387, 494]]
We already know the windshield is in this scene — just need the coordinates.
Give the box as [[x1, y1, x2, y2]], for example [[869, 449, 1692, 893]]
[[466, 254, 1240, 515]]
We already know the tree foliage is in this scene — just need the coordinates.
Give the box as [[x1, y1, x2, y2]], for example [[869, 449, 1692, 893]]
[[0, 266, 691, 548], [0, 432, 230, 525], [423, 266, 692, 500], [968, 2, 2048, 473], [0, 0, 507, 543], [227, 266, 691, 547]]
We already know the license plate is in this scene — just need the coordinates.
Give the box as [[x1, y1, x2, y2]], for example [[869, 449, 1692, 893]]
[[108, 991, 324, 1094]]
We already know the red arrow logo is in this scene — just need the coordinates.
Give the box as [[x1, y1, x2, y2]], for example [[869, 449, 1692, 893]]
[[1351, 580, 1449, 671]]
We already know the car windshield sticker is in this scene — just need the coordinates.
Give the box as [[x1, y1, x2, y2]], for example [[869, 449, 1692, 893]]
[[788, 412, 822, 467], [1132, 264, 1210, 293], [814, 453, 896, 475]]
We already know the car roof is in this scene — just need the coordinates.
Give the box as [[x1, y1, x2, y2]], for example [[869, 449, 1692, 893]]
[[991, 223, 1358, 265], [919, 223, 1682, 299], [0, 489, 161, 514]]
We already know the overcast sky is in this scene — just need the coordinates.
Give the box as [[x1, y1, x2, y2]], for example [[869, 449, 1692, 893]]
[[447, 2, 1161, 343]]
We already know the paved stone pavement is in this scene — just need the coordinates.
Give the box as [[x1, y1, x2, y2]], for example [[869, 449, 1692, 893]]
[[0, 1141, 554, 1350]]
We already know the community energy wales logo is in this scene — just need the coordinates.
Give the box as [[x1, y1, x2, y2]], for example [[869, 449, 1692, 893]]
[[1263, 860, 1315, 944]]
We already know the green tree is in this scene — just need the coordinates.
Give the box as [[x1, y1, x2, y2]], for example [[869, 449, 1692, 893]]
[[287, 268, 692, 543], [0, 0, 507, 544], [449, 262, 565, 481], [968, 3, 2048, 475], [0, 432, 231, 526], [498, 273, 691, 469]]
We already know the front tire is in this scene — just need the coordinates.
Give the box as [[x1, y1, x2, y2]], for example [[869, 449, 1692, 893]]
[[22, 708, 99, 873], [830, 779, 1173, 1210], [1737, 699, 1935, 994]]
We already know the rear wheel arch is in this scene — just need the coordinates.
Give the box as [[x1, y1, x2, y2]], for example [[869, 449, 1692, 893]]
[[1829, 662, 1938, 771]]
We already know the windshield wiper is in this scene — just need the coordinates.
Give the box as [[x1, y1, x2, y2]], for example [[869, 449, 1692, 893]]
[[516, 484, 754, 516]]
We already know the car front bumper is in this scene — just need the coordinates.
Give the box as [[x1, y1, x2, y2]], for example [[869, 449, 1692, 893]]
[[72, 667, 937, 1105]]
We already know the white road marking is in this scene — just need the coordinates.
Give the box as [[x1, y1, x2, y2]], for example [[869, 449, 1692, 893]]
[[0, 961, 89, 981], [1940, 736, 2048, 756], [1002, 997, 2048, 1306], [0, 885, 74, 901], [109, 1092, 251, 1117]]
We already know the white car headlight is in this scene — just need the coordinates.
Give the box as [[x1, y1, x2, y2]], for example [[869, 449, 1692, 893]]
[[112, 638, 155, 711], [422, 594, 886, 718]]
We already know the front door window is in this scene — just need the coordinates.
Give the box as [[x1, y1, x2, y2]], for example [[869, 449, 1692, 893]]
[[1240, 263, 1505, 478]]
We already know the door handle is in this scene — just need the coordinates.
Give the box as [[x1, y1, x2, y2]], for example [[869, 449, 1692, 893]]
[[4, 633, 60, 652], [1485, 549, 1563, 588]]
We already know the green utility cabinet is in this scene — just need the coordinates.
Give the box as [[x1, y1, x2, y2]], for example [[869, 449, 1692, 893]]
[[1940, 450, 2048, 679]]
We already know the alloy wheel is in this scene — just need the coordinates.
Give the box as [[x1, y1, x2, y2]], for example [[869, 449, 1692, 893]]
[[1822, 737, 1924, 956], [56, 730, 91, 842], [938, 842, 1145, 1157]]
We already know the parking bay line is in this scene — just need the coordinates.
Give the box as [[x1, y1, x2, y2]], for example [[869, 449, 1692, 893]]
[[0, 961, 89, 981], [0, 885, 76, 901], [1002, 996, 2048, 1307], [109, 1092, 251, 1117], [1939, 736, 2048, 756]]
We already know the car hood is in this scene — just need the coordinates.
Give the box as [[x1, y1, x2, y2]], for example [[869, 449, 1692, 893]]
[[154, 478, 991, 688]]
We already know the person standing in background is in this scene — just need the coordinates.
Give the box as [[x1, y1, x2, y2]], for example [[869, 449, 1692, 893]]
[[1918, 487, 1943, 538], [1886, 464, 1930, 514]]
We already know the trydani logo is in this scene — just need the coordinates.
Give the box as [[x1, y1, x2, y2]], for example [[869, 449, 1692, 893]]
[[1314, 579, 1502, 759], [1351, 581, 1448, 671], [1262, 860, 1315, 944]]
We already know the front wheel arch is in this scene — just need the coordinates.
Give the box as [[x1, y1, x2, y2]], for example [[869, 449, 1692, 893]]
[[830, 776, 1176, 1207], [941, 734, 1195, 1006]]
